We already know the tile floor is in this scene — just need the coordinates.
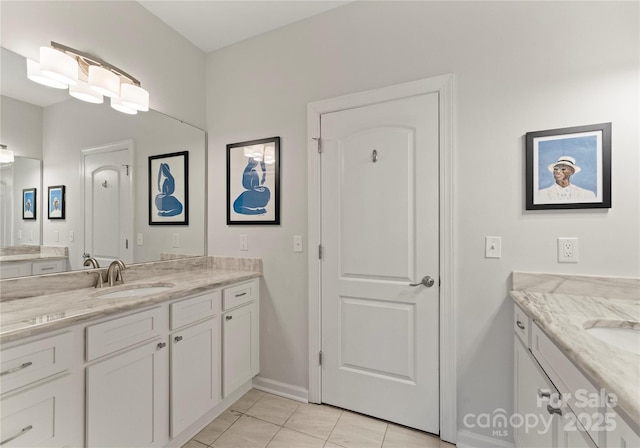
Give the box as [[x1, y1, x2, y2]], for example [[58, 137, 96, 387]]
[[182, 389, 455, 448]]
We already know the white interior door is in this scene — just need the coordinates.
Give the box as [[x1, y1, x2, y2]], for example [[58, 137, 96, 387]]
[[83, 142, 133, 268], [320, 93, 440, 433]]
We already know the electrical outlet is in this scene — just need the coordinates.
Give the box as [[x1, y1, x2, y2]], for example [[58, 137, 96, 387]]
[[54, 231, 59, 242], [558, 237, 579, 263], [239, 234, 248, 251], [69, 231, 74, 242], [485, 236, 502, 259], [17, 230, 22, 240], [137, 233, 144, 246], [172, 233, 180, 248]]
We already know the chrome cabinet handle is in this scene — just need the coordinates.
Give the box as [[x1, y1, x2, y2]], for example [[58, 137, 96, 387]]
[[547, 404, 563, 416], [537, 389, 551, 399], [1, 425, 33, 445], [0, 362, 33, 376], [409, 276, 435, 288], [235, 292, 247, 298], [174, 336, 183, 343], [225, 315, 233, 321], [157, 342, 167, 349], [516, 320, 525, 330]]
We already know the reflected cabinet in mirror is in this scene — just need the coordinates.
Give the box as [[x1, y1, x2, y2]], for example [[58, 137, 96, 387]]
[[0, 47, 206, 278]]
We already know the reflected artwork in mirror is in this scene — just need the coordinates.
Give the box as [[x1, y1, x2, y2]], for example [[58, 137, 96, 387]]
[[0, 47, 207, 277]]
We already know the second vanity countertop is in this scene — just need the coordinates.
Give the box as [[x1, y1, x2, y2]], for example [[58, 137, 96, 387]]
[[510, 287, 640, 424], [0, 267, 261, 345]]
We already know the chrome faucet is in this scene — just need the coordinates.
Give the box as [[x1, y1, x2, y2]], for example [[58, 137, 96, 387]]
[[83, 257, 100, 269], [107, 260, 126, 287]]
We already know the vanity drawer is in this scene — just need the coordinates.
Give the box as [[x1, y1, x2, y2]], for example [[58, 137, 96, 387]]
[[222, 279, 258, 311], [531, 323, 603, 444], [31, 260, 66, 275], [170, 289, 221, 330], [0, 332, 73, 395], [86, 307, 165, 361], [514, 304, 531, 348]]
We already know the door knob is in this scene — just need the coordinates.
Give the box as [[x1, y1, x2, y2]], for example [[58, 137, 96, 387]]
[[409, 276, 436, 287]]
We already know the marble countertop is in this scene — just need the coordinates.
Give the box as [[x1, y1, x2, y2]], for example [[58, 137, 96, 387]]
[[510, 273, 640, 423], [0, 254, 68, 262], [0, 267, 261, 344]]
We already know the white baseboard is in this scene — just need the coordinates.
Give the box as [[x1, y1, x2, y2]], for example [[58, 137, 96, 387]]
[[456, 429, 516, 448], [252, 375, 309, 403]]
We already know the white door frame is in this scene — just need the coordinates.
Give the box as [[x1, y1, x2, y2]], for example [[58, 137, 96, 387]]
[[81, 139, 135, 265], [307, 75, 456, 443]]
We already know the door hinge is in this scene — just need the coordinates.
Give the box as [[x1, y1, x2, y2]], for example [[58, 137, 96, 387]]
[[318, 245, 322, 260], [313, 137, 321, 153], [319, 351, 323, 366], [125, 239, 129, 249], [122, 164, 130, 176]]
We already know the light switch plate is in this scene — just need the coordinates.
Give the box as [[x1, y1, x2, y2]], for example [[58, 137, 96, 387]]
[[239, 234, 248, 251], [485, 236, 502, 259], [293, 236, 303, 253], [172, 233, 180, 248], [137, 233, 144, 246], [69, 231, 74, 242]]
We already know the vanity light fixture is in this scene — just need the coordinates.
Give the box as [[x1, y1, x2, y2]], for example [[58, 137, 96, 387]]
[[0, 145, 15, 164], [26, 42, 149, 114]]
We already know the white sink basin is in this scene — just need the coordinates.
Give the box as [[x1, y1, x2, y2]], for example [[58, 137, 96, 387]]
[[95, 283, 175, 299], [585, 324, 640, 354]]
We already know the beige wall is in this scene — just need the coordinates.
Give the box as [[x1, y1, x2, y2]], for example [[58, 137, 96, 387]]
[[205, 1, 639, 443]]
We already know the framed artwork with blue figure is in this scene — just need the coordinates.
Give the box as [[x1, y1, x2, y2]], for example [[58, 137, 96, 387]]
[[148, 151, 189, 225], [47, 185, 65, 219], [526, 123, 611, 210], [23, 188, 36, 220], [227, 137, 280, 225]]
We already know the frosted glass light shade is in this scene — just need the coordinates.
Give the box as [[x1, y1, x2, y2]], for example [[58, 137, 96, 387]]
[[69, 80, 104, 104], [27, 59, 68, 89], [110, 96, 137, 115], [39, 47, 78, 86], [0, 149, 15, 164], [251, 144, 264, 160], [120, 83, 149, 111], [89, 66, 120, 98]]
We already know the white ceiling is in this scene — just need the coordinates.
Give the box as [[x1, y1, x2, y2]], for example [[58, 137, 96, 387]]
[[137, 1, 352, 53]]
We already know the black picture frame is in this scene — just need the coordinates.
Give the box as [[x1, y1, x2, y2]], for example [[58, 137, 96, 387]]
[[148, 151, 189, 225], [227, 136, 280, 225], [22, 188, 36, 220], [525, 123, 611, 210], [48, 185, 65, 219]]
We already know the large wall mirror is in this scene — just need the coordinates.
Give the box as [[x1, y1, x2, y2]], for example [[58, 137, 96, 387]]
[[1, 47, 206, 276]]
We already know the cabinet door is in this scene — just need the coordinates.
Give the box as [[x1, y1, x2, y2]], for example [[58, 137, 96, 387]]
[[222, 302, 259, 397], [86, 340, 168, 448], [0, 374, 76, 448], [170, 316, 220, 437], [514, 336, 556, 448]]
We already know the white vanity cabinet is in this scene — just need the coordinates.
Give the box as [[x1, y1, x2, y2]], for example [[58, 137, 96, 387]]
[[514, 335, 557, 447], [169, 290, 221, 437], [222, 279, 259, 397], [0, 332, 80, 448], [512, 303, 636, 448], [85, 307, 169, 448], [0, 262, 31, 279]]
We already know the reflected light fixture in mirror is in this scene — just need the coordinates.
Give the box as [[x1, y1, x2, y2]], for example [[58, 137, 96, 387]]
[[26, 41, 149, 114], [0, 144, 15, 163]]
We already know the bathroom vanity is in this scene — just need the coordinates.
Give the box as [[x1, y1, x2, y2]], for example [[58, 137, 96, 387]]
[[511, 272, 639, 448], [0, 256, 261, 448], [0, 246, 69, 279]]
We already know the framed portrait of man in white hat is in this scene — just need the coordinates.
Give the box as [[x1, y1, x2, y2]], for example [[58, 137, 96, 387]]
[[525, 122, 611, 210]]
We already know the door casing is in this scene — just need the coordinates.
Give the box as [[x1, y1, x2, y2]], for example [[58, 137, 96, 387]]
[[307, 75, 456, 443]]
